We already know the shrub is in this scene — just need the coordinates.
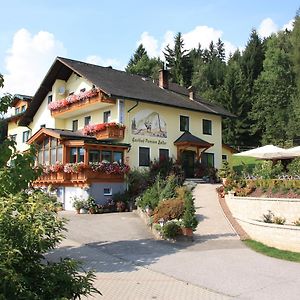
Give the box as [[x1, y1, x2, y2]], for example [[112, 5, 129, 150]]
[[160, 175, 178, 200], [218, 161, 231, 178], [112, 190, 131, 204], [182, 191, 198, 230], [263, 210, 274, 223], [288, 158, 300, 176], [253, 161, 283, 179], [127, 169, 151, 198], [152, 198, 184, 223], [137, 175, 164, 209], [293, 218, 300, 226], [161, 221, 181, 239], [273, 216, 286, 225]]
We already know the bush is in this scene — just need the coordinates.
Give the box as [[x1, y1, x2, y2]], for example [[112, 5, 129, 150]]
[[152, 198, 184, 223], [293, 218, 300, 226], [253, 161, 283, 179], [161, 221, 181, 239], [263, 210, 274, 223], [182, 191, 198, 230], [127, 169, 151, 198], [112, 190, 131, 204], [288, 158, 300, 176], [273, 216, 286, 225], [0, 191, 100, 299]]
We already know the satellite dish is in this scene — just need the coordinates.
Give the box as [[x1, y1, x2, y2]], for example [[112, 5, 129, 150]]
[[58, 86, 66, 95]]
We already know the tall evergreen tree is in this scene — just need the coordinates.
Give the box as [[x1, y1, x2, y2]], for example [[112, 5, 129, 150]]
[[163, 32, 192, 86], [126, 44, 162, 79], [241, 29, 265, 90], [251, 32, 296, 144]]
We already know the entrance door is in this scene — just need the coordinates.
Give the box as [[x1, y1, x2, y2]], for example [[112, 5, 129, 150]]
[[181, 151, 195, 178]]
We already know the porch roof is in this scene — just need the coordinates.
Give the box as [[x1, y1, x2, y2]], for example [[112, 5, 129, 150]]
[[27, 128, 130, 148], [174, 131, 213, 149]]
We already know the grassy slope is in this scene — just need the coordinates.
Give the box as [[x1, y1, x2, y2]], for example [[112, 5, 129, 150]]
[[244, 239, 300, 262]]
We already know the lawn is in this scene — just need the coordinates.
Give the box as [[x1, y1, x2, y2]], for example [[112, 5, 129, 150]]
[[244, 239, 300, 263], [230, 156, 260, 174]]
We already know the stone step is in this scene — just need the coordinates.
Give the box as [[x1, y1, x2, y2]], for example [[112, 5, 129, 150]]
[[184, 178, 207, 184]]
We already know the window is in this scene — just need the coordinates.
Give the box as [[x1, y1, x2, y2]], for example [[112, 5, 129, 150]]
[[203, 119, 212, 135], [22, 130, 30, 143], [180, 115, 189, 132], [103, 111, 111, 123], [48, 95, 53, 104], [69, 147, 84, 163], [40, 124, 46, 128], [102, 150, 112, 162], [113, 151, 123, 163], [159, 149, 169, 161], [37, 137, 62, 165], [84, 116, 91, 126], [72, 120, 78, 131], [139, 147, 150, 166], [21, 105, 26, 112], [15, 107, 20, 115], [10, 134, 17, 142], [222, 154, 228, 161], [202, 153, 214, 167], [103, 187, 112, 196], [89, 150, 100, 163], [80, 88, 86, 93]]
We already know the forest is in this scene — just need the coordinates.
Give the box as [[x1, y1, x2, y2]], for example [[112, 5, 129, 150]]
[[125, 12, 300, 148]]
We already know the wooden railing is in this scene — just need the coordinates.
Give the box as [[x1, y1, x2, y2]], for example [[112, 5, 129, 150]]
[[34, 169, 124, 187]]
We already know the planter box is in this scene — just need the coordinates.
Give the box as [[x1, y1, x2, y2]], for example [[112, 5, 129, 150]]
[[95, 127, 124, 140], [182, 227, 193, 237]]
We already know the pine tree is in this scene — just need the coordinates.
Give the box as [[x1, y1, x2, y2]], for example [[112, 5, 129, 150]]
[[163, 32, 192, 86]]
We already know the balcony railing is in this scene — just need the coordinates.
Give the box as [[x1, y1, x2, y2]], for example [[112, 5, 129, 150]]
[[48, 88, 116, 117], [33, 162, 129, 187]]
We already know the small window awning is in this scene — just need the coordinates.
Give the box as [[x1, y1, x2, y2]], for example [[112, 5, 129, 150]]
[[174, 131, 213, 149]]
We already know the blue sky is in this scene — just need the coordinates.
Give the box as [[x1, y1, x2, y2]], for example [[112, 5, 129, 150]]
[[0, 0, 298, 95]]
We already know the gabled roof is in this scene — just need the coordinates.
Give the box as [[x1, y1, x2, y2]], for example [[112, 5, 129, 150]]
[[19, 57, 234, 126], [11, 94, 32, 107], [27, 127, 130, 147], [174, 131, 213, 149]]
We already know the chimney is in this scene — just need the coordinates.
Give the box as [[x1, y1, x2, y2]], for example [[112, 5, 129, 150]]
[[188, 86, 195, 100], [159, 69, 169, 89]]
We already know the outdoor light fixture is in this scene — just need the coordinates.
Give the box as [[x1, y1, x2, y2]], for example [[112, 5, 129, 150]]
[[159, 218, 164, 227]]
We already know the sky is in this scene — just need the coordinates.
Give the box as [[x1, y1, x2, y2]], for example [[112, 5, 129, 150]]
[[0, 0, 298, 96]]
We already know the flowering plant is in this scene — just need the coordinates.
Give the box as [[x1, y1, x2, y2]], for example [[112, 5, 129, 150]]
[[90, 161, 130, 175], [82, 122, 125, 135], [49, 161, 64, 173], [48, 88, 99, 111], [63, 162, 86, 173]]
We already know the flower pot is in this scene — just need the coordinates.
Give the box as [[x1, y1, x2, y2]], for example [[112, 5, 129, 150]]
[[89, 208, 96, 214], [182, 227, 193, 237], [79, 208, 88, 214]]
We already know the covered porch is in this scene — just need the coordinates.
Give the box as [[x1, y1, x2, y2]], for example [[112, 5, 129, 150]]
[[174, 131, 214, 178]]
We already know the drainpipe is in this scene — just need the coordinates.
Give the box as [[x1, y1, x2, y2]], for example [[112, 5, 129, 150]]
[[127, 100, 139, 113]]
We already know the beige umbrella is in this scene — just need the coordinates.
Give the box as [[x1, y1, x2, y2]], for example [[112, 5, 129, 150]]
[[234, 145, 287, 160]]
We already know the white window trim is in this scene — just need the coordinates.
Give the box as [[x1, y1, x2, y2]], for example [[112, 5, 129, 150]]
[[103, 187, 112, 196]]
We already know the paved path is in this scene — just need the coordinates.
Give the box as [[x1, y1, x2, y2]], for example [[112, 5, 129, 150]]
[[48, 184, 300, 299]]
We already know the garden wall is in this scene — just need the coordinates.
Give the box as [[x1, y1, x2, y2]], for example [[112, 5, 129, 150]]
[[225, 194, 300, 252]]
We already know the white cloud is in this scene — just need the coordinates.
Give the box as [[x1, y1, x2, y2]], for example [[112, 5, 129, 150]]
[[138, 25, 238, 61], [136, 32, 159, 58], [85, 55, 124, 70], [282, 19, 294, 31], [258, 18, 278, 38], [3, 28, 66, 95]]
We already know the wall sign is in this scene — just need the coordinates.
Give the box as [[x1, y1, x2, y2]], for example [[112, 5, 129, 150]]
[[132, 137, 167, 145], [131, 109, 167, 138]]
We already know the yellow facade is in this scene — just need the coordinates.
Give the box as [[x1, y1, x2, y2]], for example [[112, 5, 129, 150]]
[[8, 72, 224, 170]]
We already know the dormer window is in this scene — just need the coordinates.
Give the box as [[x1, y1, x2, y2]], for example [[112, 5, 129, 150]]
[[21, 105, 26, 112], [15, 107, 20, 115], [80, 88, 86, 93]]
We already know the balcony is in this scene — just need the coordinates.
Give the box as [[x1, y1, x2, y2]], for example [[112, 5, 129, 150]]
[[48, 88, 116, 119], [83, 122, 125, 141], [33, 162, 129, 187]]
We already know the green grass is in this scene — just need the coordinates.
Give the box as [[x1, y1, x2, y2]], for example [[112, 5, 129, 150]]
[[230, 156, 260, 174], [244, 239, 300, 263]]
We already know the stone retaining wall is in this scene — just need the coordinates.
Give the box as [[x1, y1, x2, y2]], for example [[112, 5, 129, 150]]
[[225, 194, 300, 252]]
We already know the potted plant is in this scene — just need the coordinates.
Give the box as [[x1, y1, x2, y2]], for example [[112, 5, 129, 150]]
[[87, 196, 97, 214], [116, 201, 126, 212], [72, 197, 85, 214], [218, 161, 231, 185]]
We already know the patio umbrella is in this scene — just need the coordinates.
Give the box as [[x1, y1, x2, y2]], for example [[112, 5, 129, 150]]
[[233, 145, 287, 160], [283, 146, 300, 158]]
